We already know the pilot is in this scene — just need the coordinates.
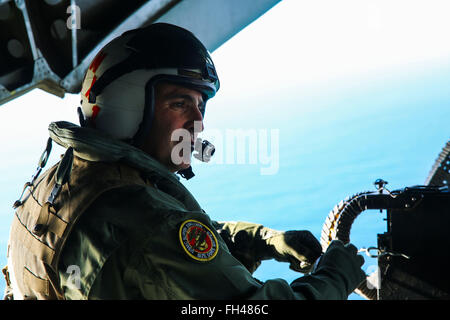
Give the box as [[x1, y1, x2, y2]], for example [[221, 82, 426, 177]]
[[3, 23, 365, 300]]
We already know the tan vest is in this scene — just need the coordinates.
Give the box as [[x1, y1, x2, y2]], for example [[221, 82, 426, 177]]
[[4, 153, 146, 299]]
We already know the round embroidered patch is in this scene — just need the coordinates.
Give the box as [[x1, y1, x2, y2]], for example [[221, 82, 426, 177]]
[[179, 219, 219, 262]]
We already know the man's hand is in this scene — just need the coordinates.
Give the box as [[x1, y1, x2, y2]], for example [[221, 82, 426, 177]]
[[215, 221, 322, 274], [264, 230, 323, 273], [315, 240, 366, 295]]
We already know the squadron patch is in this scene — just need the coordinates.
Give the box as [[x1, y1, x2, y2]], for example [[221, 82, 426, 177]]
[[179, 219, 218, 262]]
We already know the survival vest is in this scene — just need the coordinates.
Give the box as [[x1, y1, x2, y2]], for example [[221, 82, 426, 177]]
[[3, 146, 147, 299]]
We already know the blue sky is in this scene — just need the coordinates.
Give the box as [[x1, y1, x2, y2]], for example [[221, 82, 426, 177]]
[[1, 0, 449, 299]]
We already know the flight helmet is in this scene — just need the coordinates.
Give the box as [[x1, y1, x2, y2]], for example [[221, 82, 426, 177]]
[[79, 23, 220, 147]]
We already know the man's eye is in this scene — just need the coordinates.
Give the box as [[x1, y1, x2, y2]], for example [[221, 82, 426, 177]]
[[171, 101, 186, 108]]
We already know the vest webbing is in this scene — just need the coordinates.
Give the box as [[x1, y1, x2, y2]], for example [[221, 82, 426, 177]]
[[7, 156, 147, 299]]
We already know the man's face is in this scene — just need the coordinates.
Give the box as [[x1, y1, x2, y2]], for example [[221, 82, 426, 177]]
[[141, 81, 205, 172]]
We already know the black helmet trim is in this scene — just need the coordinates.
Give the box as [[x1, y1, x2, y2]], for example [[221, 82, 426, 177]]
[[88, 57, 219, 104], [131, 76, 156, 147], [153, 73, 217, 104]]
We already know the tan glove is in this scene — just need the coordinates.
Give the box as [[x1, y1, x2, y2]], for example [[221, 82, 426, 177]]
[[290, 240, 366, 299], [263, 229, 323, 273], [314, 240, 366, 295], [215, 221, 322, 274]]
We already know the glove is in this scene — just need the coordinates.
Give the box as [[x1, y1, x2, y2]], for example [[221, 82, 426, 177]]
[[264, 230, 323, 273], [215, 222, 322, 274], [315, 240, 366, 296], [216, 227, 262, 273]]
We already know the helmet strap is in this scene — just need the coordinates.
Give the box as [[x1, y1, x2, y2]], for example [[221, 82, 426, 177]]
[[130, 78, 158, 148], [77, 107, 86, 127]]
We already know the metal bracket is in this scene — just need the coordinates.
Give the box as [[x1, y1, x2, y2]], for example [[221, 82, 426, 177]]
[[32, 49, 61, 84], [60, 0, 177, 93], [0, 84, 9, 101], [14, 0, 38, 60], [359, 246, 411, 260], [0, 0, 64, 105]]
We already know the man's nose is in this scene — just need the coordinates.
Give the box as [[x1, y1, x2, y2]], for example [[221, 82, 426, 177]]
[[191, 107, 204, 132]]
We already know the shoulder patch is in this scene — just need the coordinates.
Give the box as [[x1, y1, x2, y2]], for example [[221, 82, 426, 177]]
[[179, 219, 219, 262]]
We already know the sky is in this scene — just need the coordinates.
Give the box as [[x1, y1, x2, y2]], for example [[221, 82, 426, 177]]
[[0, 0, 449, 300]]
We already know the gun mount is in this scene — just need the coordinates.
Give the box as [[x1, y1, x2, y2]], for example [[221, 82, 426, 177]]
[[321, 140, 450, 300]]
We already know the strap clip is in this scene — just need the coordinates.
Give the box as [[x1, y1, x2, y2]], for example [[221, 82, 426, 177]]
[[47, 147, 73, 205], [13, 138, 53, 209]]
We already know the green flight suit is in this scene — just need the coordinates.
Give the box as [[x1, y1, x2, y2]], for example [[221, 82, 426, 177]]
[[58, 185, 356, 300], [7, 121, 363, 300]]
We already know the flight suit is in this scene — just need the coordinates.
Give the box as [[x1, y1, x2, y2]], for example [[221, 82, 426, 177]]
[[4, 121, 364, 300]]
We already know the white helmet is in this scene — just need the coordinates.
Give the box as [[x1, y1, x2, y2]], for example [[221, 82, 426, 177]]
[[79, 23, 220, 147]]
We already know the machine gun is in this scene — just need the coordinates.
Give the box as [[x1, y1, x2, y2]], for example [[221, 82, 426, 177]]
[[320, 141, 450, 300]]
